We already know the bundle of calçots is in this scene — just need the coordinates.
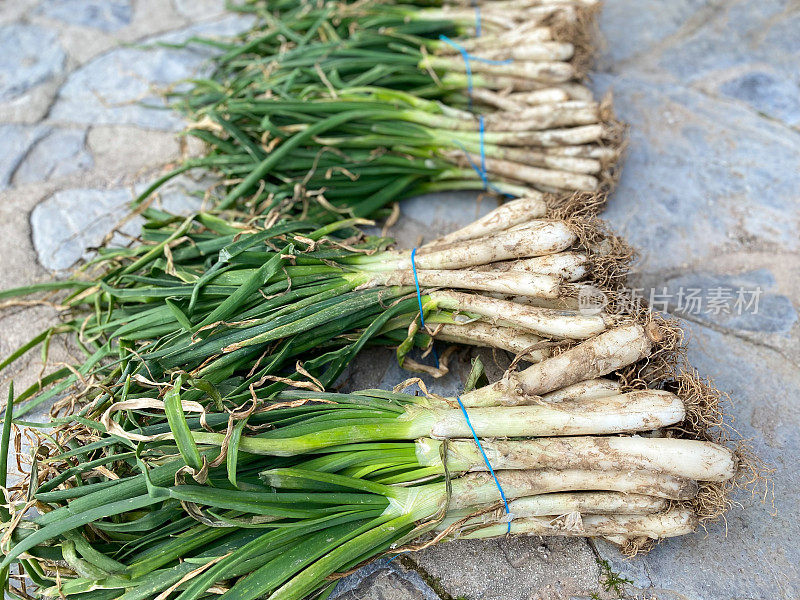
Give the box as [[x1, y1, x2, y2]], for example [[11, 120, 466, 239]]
[[0, 2, 753, 599], [0, 196, 630, 419], [1, 314, 737, 600], [147, 0, 620, 219]]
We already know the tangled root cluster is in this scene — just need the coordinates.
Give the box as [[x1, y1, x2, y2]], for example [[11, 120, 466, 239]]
[[613, 321, 772, 550]]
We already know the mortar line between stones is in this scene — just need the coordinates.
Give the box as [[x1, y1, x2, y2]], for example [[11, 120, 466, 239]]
[[585, 539, 608, 591], [601, 0, 731, 73], [663, 308, 800, 371], [687, 84, 800, 139], [398, 555, 457, 600]]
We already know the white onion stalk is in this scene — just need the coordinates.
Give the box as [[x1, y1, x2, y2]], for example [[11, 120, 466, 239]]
[[463, 41, 576, 61], [480, 124, 605, 146], [440, 70, 579, 92], [453, 509, 698, 540], [480, 146, 602, 174], [484, 101, 599, 129], [442, 28, 554, 56], [544, 144, 619, 160], [455, 80, 598, 102], [428, 291, 609, 339], [420, 390, 685, 437], [540, 378, 622, 402], [440, 492, 668, 526], [431, 322, 552, 361], [416, 436, 737, 482], [423, 102, 599, 132], [421, 5, 580, 31], [449, 152, 599, 191], [486, 292, 581, 310], [353, 475, 693, 541], [425, 195, 548, 245], [460, 323, 656, 406], [474, 87, 571, 110], [182, 392, 686, 457], [335, 215, 626, 302], [448, 0, 601, 9], [473, 252, 589, 281], [373, 219, 577, 270], [447, 470, 697, 503], [372, 269, 562, 298]]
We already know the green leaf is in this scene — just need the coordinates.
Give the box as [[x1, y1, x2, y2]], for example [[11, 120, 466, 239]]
[[0, 494, 162, 570], [164, 379, 203, 472], [227, 415, 249, 487], [165, 298, 193, 331], [194, 245, 290, 330]]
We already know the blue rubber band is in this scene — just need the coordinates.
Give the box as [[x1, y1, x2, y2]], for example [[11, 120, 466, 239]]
[[452, 138, 488, 188], [451, 136, 516, 199], [440, 35, 474, 108], [387, 551, 408, 563], [473, 2, 481, 37], [479, 115, 487, 180], [439, 35, 513, 66], [410, 248, 439, 367], [439, 34, 512, 110], [410, 247, 426, 328], [456, 396, 512, 533]]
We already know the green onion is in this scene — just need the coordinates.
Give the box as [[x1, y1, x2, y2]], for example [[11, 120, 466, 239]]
[[140, 0, 619, 218], [3, 369, 732, 600], [0, 207, 629, 418]]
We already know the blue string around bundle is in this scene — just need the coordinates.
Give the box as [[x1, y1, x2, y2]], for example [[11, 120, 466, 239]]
[[452, 116, 516, 199], [456, 396, 513, 533], [438, 34, 512, 110], [410, 247, 439, 367]]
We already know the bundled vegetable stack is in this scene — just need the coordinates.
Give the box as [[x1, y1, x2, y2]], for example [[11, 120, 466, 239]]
[[0, 199, 745, 600], [148, 0, 621, 219], [0, 195, 629, 419], [0, 314, 738, 600], [0, 1, 754, 599]]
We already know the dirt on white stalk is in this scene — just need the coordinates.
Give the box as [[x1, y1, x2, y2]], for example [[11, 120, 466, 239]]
[[417, 436, 737, 481], [455, 509, 698, 540], [460, 322, 656, 404]]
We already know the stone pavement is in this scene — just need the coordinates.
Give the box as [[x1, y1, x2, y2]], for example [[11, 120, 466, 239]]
[[0, 1, 798, 599]]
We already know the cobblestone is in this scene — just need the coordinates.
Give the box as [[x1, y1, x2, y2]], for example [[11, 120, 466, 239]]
[[36, 0, 133, 32], [0, 23, 66, 102], [12, 127, 93, 185], [0, 1, 798, 599]]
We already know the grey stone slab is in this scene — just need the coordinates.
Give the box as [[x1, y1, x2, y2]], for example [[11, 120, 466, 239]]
[[331, 560, 439, 600], [415, 536, 601, 600], [173, 0, 229, 20], [594, 5, 800, 596], [648, 0, 800, 127], [49, 15, 255, 130], [654, 0, 799, 81], [27, 175, 213, 272], [0, 123, 52, 190], [639, 268, 797, 335], [592, 72, 800, 273], [134, 172, 215, 214], [717, 70, 800, 129], [0, 78, 61, 125], [36, 0, 133, 32], [0, 23, 66, 102], [597, 0, 712, 64], [12, 127, 93, 185], [595, 319, 800, 600], [30, 187, 141, 271]]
